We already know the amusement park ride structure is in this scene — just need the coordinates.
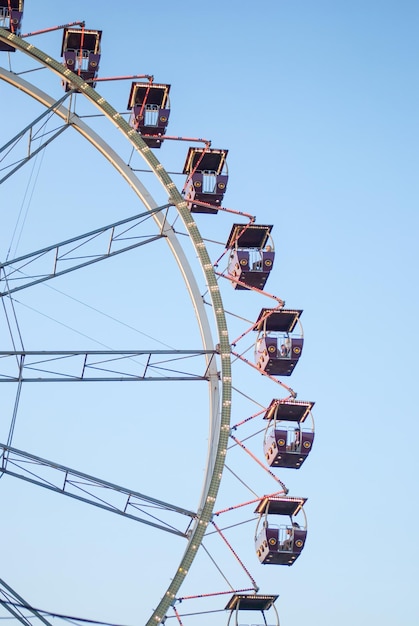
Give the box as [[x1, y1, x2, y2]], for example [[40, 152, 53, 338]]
[[0, 3, 316, 625]]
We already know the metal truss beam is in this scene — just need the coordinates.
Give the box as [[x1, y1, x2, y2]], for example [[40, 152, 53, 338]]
[[0, 349, 216, 382], [0, 204, 172, 296], [0, 90, 74, 184], [0, 577, 53, 626], [0, 444, 196, 537]]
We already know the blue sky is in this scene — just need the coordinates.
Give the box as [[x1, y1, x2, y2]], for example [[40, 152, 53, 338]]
[[1, 1, 418, 626]]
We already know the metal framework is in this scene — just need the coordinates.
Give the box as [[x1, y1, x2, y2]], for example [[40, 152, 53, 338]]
[[0, 444, 196, 535], [0, 350, 216, 382], [0, 578, 53, 626], [0, 27, 232, 626], [0, 204, 172, 295]]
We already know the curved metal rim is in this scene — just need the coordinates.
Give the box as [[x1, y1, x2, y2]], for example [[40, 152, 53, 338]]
[[0, 28, 232, 625]]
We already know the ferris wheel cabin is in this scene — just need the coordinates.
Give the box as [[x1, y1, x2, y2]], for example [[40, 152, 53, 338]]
[[255, 496, 307, 566], [183, 147, 228, 213], [226, 223, 274, 290], [127, 82, 171, 148], [254, 308, 303, 376], [61, 27, 102, 91], [225, 594, 279, 626], [263, 399, 315, 469], [0, 0, 23, 51]]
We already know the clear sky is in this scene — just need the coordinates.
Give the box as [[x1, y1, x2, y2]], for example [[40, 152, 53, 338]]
[[1, 1, 418, 626]]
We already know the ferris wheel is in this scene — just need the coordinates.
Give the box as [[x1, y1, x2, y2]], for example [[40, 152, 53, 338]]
[[0, 5, 315, 626]]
